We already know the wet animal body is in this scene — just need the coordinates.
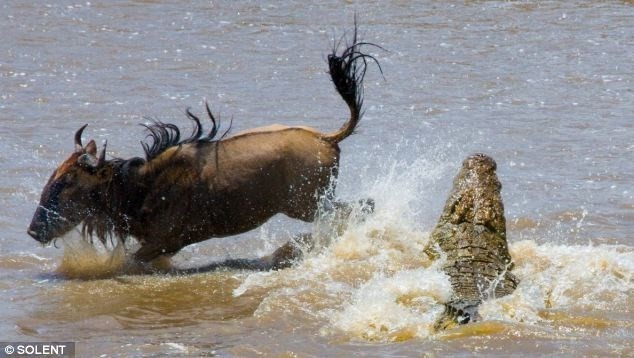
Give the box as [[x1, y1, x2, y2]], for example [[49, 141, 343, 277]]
[[28, 27, 380, 262]]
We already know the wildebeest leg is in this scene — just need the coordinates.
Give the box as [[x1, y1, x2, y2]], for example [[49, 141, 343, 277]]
[[228, 233, 312, 270], [266, 232, 314, 269], [169, 233, 314, 274], [133, 242, 183, 263]]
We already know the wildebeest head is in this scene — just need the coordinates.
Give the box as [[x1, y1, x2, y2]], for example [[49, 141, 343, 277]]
[[28, 125, 112, 244]]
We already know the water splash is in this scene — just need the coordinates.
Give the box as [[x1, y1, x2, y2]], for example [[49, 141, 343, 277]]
[[233, 155, 458, 340], [55, 235, 171, 279], [327, 264, 452, 341], [479, 240, 634, 324], [233, 153, 634, 342]]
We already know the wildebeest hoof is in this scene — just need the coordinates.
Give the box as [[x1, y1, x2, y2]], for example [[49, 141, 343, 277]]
[[269, 240, 304, 270]]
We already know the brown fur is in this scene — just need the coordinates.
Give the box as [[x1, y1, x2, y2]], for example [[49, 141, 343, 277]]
[[128, 127, 340, 261]]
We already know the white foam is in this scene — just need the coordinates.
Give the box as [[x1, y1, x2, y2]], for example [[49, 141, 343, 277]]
[[328, 265, 452, 341], [479, 240, 634, 323]]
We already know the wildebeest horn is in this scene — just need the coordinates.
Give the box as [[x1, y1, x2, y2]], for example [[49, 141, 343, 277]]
[[75, 124, 88, 152], [97, 141, 107, 168]]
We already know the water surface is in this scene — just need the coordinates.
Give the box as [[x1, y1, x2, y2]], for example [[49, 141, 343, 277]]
[[1, 1, 632, 356]]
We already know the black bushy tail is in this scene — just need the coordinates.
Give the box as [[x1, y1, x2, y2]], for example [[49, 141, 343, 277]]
[[323, 21, 383, 143]]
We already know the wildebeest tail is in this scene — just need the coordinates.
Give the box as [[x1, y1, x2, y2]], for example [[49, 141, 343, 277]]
[[323, 22, 383, 144]]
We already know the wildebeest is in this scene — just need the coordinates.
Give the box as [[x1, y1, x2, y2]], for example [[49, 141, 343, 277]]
[[27, 26, 381, 263]]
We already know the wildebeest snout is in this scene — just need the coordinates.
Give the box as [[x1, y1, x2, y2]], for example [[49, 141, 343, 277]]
[[27, 209, 52, 244]]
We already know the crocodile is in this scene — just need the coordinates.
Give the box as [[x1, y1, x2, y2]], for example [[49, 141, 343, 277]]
[[424, 154, 519, 330]]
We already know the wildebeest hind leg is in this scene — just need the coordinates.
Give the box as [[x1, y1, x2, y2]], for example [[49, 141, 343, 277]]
[[169, 233, 314, 274], [133, 242, 183, 263]]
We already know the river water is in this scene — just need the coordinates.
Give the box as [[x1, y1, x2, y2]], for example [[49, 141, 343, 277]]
[[1, 1, 632, 356]]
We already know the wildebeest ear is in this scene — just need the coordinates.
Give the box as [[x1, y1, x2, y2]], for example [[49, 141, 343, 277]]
[[85, 140, 97, 156], [77, 153, 98, 168]]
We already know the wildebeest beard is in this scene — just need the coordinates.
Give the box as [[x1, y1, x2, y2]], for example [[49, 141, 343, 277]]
[[80, 157, 144, 247]]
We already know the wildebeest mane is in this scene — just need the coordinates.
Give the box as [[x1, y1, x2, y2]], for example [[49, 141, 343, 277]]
[[141, 102, 231, 161], [78, 104, 233, 247]]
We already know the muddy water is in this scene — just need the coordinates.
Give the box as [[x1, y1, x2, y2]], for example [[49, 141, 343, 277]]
[[1, 1, 632, 356]]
